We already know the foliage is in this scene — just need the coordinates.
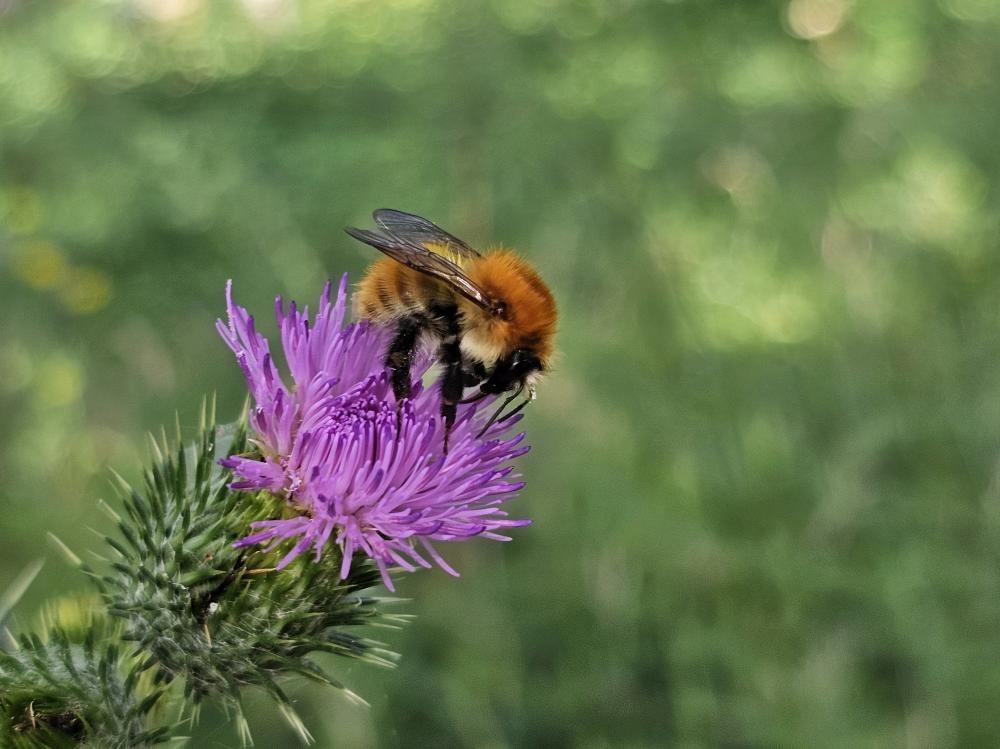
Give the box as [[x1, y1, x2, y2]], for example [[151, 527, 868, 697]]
[[0, 400, 404, 745], [3, 0, 1000, 746], [92, 401, 402, 739], [0, 623, 167, 749]]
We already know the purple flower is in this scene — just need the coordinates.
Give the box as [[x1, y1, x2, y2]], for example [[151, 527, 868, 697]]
[[217, 275, 531, 590]]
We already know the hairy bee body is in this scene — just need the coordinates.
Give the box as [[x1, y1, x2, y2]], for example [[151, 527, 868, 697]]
[[347, 210, 557, 451], [356, 249, 556, 373]]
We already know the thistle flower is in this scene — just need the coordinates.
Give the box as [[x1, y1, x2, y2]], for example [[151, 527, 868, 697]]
[[217, 275, 531, 590]]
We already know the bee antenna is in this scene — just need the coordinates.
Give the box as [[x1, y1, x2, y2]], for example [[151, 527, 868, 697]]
[[476, 386, 525, 439], [496, 396, 530, 424]]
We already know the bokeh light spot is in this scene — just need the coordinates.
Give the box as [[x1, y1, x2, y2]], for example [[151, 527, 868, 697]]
[[58, 266, 114, 315], [897, 142, 986, 248], [13, 241, 68, 290], [241, 0, 298, 32], [35, 354, 84, 408], [719, 43, 811, 106], [134, 0, 202, 23], [786, 0, 850, 40], [699, 145, 774, 210]]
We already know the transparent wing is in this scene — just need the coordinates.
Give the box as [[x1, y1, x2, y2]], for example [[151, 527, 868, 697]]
[[373, 208, 482, 261], [345, 226, 492, 310]]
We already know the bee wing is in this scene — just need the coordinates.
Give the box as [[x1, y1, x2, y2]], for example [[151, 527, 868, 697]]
[[373, 208, 482, 261], [345, 226, 493, 310]]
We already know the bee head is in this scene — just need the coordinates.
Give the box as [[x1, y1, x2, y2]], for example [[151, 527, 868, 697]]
[[480, 347, 542, 395]]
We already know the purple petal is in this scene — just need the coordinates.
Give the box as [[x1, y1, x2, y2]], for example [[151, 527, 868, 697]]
[[218, 277, 532, 585]]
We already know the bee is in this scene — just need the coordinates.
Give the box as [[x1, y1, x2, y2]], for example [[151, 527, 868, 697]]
[[346, 209, 557, 452]]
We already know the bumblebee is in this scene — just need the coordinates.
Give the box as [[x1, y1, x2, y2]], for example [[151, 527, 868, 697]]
[[346, 209, 557, 452]]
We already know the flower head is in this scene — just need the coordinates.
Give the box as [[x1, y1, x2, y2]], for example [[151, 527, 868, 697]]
[[217, 276, 530, 590]]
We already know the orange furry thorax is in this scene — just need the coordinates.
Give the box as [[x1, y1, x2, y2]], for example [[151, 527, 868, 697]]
[[461, 249, 557, 365], [356, 247, 557, 368]]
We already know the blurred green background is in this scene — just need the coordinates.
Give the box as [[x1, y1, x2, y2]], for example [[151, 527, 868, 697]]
[[3, 0, 1000, 746]]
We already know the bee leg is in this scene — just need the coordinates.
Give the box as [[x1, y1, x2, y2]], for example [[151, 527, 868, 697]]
[[437, 307, 464, 455], [386, 316, 424, 429], [463, 360, 488, 388]]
